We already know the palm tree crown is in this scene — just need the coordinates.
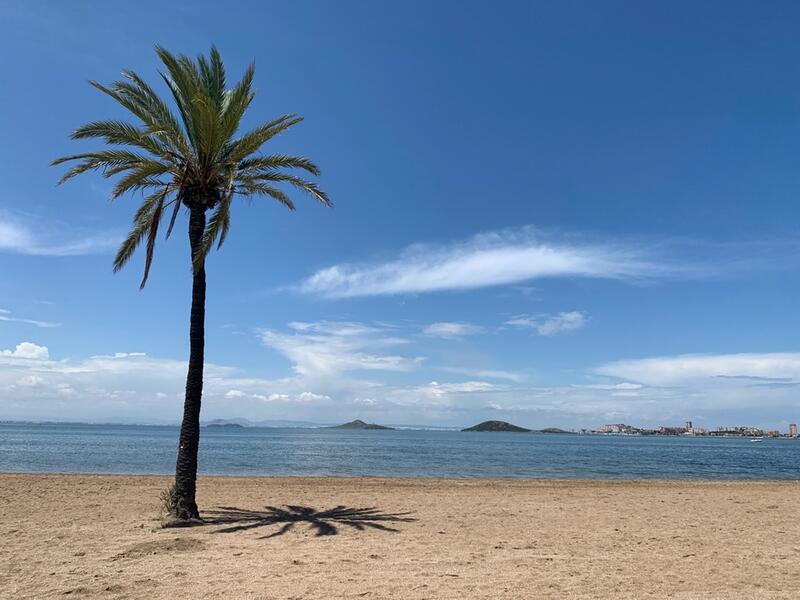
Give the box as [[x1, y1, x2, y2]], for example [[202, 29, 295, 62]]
[[52, 45, 331, 287]]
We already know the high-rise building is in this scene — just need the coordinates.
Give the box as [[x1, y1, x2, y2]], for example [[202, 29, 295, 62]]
[[790, 423, 797, 438]]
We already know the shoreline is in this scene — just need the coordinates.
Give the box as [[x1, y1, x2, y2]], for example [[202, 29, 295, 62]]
[[5, 420, 800, 439], [2, 471, 800, 483], [3, 474, 799, 599]]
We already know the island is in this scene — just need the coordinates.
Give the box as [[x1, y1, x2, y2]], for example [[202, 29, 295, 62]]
[[204, 422, 245, 429], [535, 427, 574, 434], [329, 419, 394, 430], [462, 420, 531, 433]]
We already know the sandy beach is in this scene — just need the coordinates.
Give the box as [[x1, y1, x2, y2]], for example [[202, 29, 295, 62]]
[[1, 474, 799, 599]]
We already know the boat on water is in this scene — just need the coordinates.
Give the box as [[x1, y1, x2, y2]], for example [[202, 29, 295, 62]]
[[750, 438, 764, 443]]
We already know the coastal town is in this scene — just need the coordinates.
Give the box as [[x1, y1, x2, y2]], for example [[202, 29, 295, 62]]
[[589, 421, 799, 438]]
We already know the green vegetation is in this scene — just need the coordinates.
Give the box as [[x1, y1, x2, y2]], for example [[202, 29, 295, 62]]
[[158, 484, 178, 520]]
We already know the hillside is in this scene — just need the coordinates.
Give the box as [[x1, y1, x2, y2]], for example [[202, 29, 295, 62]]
[[329, 419, 394, 430], [462, 420, 531, 433]]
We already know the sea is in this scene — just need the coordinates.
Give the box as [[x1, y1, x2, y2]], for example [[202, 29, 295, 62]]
[[1, 421, 798, 480]]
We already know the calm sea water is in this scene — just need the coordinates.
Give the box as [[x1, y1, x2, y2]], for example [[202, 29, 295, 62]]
[[1, 422, 798, 479]]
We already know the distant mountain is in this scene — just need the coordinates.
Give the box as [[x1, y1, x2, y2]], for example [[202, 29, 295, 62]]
[[201, 418, 322, 428], [388, 424, 462, 431], [462, 420, 531, 433], [204, 422, 244, 429], [329, 419, 394, 430], [248, 419, 322, 428]]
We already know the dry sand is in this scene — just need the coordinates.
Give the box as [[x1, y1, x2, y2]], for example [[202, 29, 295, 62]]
[[1, 474, 799, 599]]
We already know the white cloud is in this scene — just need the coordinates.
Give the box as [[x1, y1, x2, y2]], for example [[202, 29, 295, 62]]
[[296, 391, 332, 403], [0, 308, 61, 328], [572, 382, 644, 397], [298, 228, 686, 298], [3, 337, 800, 430], [440, 367, 524, 382], [227, 389, 331, 404], [506, 311, 587, 336], [0, 344, 338, 422], [17, 375, 44, 387], [579, 382, 644, 391], [258, 321, 423, 378], [0, 336, 524, 424], [1, 342, 50, 360], [0, 212, 118, 257], [594, 352, 800, 387], [423, 322, 484, 338], [388, 380, 502, 406], [425, 380, 499, 395]]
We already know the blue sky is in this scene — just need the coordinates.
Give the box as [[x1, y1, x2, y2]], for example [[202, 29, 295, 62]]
[[2, 1, 800, 429]]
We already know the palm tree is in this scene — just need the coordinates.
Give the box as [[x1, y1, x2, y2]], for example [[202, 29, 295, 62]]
[[52, 46, 331, 522]]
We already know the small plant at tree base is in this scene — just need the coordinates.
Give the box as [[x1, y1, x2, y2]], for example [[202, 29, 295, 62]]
[[159, 484, 178, 519]]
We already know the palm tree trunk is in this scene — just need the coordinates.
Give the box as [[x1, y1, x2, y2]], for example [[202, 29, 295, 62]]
[[172, 205, 206, 521]]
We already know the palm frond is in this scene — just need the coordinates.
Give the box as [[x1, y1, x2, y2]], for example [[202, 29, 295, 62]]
[[111, 162, 172, 199], [234, 181, 295, 210], [197, 45, 227, 109], [238, 154, 320, 176], [155, 46, 201, 150], [218, 63, 254, 142], [72, 120, 171, 159], [139, 192, 166, 288], [195, 191, 232, 272], [52, 150, 162, 184], [115, 71, 191, 154], [223, 114, 303, 164], [87, 80, 188, 160], [165, 190, 184, 240], [113, 190, 168, 274], [239, 171, 331, 207]]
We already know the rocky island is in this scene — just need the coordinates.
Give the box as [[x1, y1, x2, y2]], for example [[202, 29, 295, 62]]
[[462, 420, 531, 433], [329, 419, 394, 430]]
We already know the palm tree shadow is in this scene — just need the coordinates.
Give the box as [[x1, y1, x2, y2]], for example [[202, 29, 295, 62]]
[[203, 505, 416, 539]]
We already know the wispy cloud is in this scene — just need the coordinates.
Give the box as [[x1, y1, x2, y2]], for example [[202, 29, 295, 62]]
[[440, 366, 524, 382], [0, 308, 60, 328], [594, 352, 800, 387], [423, 322, 484, 338], [0, 212, 118, 256], [297, 228, 694, 298], [506, 311, 587, 336], [257, 321, 423, 378]]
